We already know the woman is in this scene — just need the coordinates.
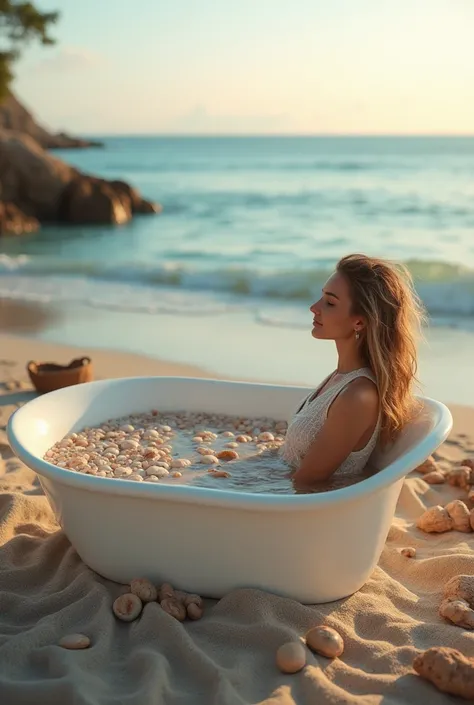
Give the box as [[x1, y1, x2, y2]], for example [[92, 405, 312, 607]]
[[281, 253, 425, 491]]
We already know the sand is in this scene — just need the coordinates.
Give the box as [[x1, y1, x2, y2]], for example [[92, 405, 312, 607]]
[[0, 332, 473, 704]]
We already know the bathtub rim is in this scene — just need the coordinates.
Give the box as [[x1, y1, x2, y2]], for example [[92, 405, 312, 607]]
[[7, 376, 453, 512]]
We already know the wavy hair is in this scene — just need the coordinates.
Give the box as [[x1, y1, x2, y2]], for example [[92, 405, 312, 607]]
[[337, 254, 426, 444]]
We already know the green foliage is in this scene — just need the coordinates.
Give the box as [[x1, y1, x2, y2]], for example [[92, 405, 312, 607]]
[[0, 2, 59, 100]]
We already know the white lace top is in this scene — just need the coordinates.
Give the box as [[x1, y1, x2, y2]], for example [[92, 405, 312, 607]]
[[280, 367, 380, 477]]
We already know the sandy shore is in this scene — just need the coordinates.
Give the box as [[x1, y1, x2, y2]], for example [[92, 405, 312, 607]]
[[0, 332, 474, 704], [0, 331, 220, 386]]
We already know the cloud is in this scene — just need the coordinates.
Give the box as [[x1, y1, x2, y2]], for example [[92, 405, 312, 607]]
[[170, 105, 294, 134], [32, 46, 106, 73]]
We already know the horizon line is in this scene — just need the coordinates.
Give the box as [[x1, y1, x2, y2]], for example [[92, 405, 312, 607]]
[[81, 132, 474, 139]]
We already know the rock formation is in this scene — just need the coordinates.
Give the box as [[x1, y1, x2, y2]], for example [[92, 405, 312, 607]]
[[0, 200, 39, 235], [0, 93, 103, 150], [0, 129, 161, 234]]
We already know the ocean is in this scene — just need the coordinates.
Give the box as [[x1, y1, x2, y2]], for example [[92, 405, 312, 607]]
[[1, 136, 474, 401]]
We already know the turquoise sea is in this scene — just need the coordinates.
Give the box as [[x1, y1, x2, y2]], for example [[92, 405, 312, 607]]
[[1, 136, 474, 402]]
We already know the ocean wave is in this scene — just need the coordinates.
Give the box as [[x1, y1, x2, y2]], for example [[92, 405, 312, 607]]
[[1, 254, 474, 319], [160, 192, 474, 223], [97, 159, 403, 174]]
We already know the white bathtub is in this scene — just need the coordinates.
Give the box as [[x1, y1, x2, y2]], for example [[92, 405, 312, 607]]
[[7, 377, 452, 604]]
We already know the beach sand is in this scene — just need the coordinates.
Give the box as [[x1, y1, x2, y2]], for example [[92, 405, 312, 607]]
[[0, 332, 473, 704]]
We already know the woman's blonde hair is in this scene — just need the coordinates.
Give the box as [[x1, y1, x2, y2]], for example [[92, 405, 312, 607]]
[[337, 254, 426, 445]]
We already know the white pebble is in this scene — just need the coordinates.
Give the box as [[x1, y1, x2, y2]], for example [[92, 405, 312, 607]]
[[258, 432, 274, 442], [143, 430, 160, 440], [115, 467, 133, 477], [197, 447, 213, 455], [200, 455, 219, 465], [121, 440, 139, 450], [171, 459, 187, 468], [146, 466, 169, 478]]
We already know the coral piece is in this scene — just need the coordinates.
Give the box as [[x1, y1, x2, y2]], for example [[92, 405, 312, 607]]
[[413, 647, 474, 699], [423, 471, 445, 485], [186, 603, 203, 620], [443, 575, 474, 606], [447, 467, 471, 489], [439, 598, 474, 629], [160, 597, 187, 621], [173, 590, 187, 603], [158, 583, 175, 602], [415, 456, 438, 474], [184, 594, 203, 609], [416, 506, 453, 533], [130, 577, 158, 603], [445, 500, 472, 533]]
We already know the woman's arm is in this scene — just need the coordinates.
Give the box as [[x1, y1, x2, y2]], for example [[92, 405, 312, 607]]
[[292, 378, 379, 489]]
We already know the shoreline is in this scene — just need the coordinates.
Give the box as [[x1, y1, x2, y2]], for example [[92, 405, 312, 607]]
[[1, 298, 474, 413], [1, 330, 474, 451]]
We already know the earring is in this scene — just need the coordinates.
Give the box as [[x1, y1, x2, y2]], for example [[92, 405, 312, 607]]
[[355, 331, 360, 340]]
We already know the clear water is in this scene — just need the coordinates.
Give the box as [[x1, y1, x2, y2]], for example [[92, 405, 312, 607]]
[[51, 408, 376, 496]]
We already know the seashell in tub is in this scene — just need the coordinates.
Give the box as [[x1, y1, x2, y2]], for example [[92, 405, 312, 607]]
[[200, 455, 219, 465]]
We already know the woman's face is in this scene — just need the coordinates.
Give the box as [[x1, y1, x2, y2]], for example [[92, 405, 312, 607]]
[[310, 271, 362, 340]]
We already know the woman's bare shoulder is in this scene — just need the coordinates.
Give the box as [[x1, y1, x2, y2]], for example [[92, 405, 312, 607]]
[[333, 376, 379, 415]]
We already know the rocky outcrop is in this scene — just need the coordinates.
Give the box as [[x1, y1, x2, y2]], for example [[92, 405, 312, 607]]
[[0, 93, 103, 150], [59, 177, 132, 225], [0, 201, 39, 235], [109, 180, 161, 215], [0, 129, 161, 232], [0, 130, 76, 219]]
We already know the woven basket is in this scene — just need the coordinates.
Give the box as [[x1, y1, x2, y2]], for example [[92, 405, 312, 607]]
[[27, 357, 94, 394]]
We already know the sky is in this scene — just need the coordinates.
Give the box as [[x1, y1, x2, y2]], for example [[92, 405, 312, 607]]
[[11, 0, 474, 135]]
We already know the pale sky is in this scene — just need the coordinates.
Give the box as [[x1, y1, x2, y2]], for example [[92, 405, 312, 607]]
[[13, 0, 474, 135]]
